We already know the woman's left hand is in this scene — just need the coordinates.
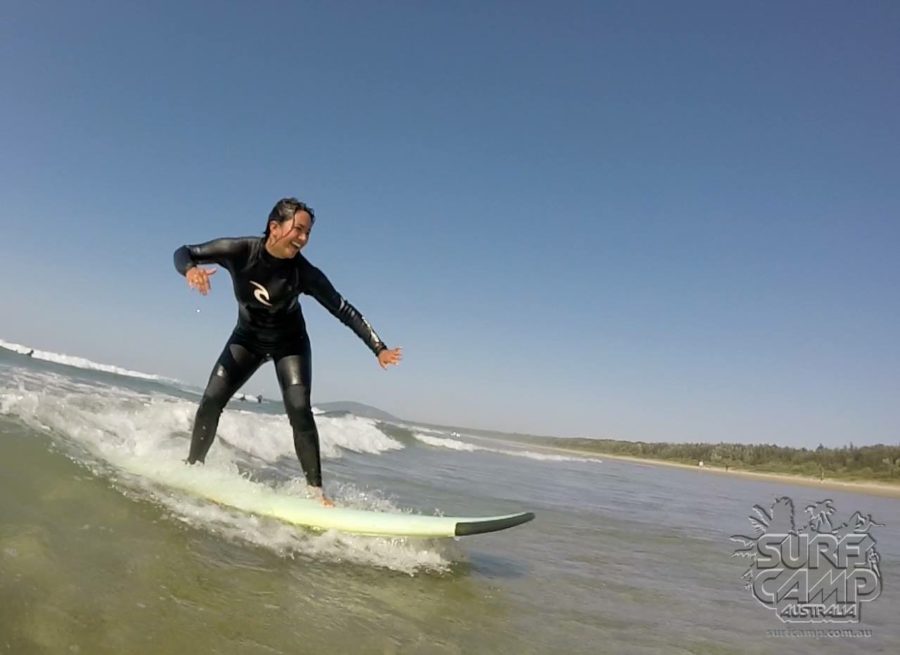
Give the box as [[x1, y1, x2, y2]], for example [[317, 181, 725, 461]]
[[377, 347, 403, 369]]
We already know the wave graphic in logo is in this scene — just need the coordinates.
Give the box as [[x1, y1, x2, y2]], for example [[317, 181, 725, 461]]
[[250, 281, 272, 307]]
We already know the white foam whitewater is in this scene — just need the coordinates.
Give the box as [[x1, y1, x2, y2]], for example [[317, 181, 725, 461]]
[[0, 365, 449, 574], [413, 433, 602, 463], [0, 338, 176, 383]]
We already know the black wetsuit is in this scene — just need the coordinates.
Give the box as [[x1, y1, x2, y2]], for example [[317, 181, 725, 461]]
[[173, 237, 387, 487]]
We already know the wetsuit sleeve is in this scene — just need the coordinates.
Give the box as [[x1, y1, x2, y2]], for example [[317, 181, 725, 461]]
[[173, 238, 249, 275], [300, 261, 388, 356]]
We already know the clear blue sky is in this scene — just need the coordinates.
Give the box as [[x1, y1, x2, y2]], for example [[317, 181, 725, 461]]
[[2, 1, 898, 447]]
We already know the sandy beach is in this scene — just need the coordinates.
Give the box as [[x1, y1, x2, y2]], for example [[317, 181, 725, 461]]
[[481, 437, 900, 499]]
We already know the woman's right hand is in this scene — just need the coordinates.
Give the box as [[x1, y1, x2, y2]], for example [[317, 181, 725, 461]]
[[186, 266, 217, 295]]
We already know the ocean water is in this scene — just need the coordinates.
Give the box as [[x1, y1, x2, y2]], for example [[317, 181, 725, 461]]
[[1, 345, 898, 654]]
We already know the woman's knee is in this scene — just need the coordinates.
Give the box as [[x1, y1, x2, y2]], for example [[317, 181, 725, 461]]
[[283, 385, 314, 425], [198, 378, 232, 415]]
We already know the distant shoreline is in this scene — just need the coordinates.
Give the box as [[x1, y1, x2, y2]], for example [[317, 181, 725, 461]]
[[480, 436, 900, 499]]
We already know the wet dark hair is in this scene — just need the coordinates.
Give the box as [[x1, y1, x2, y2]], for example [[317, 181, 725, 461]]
[[265, 198, 316, 238]]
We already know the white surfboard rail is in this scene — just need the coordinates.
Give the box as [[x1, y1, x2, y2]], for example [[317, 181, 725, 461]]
[[130, 461, 534, 538]]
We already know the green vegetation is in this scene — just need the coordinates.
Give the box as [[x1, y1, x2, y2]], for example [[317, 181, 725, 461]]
[[528, 437, 900, 484]]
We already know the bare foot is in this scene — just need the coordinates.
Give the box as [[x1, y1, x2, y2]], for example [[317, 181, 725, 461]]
[[310, 487, 335, 508]]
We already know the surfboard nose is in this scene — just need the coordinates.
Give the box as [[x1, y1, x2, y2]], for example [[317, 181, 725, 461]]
[[454, 512, 535, 537]]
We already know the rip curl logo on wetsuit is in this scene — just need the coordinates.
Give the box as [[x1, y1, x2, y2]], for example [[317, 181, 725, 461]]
[[249, 281, 272, 307]]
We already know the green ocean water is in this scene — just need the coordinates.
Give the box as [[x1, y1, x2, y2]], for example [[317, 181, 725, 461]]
[[1, 348, 898, 654]]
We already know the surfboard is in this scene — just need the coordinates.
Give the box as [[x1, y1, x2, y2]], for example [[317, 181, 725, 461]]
[[138, 463, 534, 537]]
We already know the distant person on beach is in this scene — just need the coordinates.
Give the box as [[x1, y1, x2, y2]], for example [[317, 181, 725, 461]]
[[173, 198, 402, 506], [25, 350, 34, 357]]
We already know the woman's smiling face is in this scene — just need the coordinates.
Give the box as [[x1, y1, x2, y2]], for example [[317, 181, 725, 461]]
[[267, 209, 313, 258]]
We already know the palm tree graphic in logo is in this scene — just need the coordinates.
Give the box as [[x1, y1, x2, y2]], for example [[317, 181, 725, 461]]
[[804, 499, 835, 533]]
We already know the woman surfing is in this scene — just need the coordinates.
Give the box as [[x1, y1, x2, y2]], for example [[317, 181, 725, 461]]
[[173, 198, 402, 506]]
